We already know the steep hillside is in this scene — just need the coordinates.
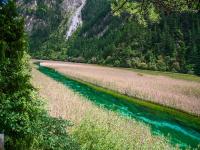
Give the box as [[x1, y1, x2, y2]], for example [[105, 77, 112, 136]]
[[17, 0, 85, 59], [68, 0, 200, 75], [18, 0, 200, 75]]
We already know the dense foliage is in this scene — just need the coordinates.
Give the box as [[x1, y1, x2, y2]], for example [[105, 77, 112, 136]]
[[68, 0, 200, 75], [0, 1, 78, 149], [18, 0, 68, 59], [18, 0, 200, 75], [111, 0, 199, 25]]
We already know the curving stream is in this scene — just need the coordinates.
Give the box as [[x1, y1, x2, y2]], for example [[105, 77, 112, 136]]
[[38, 66, 200, 149]]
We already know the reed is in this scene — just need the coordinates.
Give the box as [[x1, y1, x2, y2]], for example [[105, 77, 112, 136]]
[[40, 61, 200, 115], [32, 67, 176, 150]]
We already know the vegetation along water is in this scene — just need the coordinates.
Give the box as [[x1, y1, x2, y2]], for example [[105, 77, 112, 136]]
[[1, 0, 200, 149], [38, 65, 200, 149]]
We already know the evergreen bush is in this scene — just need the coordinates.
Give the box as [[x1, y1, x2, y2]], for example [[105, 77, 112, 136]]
[[0, 1, 79, 149]]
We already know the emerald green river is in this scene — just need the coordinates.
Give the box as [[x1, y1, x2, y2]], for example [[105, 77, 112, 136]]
[[38, 66, 200, 149]]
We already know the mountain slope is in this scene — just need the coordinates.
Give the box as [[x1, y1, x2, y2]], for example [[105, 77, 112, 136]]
[[18, 0, 200, 75], [68, 0, 200, 75], [17, 0, 84, 59]]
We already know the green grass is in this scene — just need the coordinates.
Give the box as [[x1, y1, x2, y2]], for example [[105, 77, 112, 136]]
[[125, 68, 200, 82], [72, 114, 176, 150]]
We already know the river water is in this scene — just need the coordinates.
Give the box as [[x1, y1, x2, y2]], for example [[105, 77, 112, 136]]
[[38, 66, 200, 149]]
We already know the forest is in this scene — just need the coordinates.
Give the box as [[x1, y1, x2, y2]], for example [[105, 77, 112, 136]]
[[28, 0, 200, 74], [67, 0, 200, 75]]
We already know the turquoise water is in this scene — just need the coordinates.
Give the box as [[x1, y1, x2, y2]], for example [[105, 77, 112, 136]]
[[38, 66, 200, 149]]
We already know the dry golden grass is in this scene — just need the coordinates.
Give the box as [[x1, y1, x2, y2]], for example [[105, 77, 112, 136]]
[[40, 61, 200, 116], [32, 67, 90, 123], [31, 67, 176, 150]]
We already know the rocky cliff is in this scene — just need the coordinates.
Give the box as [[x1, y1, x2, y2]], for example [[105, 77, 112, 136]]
[[17, 0, 86, 55]]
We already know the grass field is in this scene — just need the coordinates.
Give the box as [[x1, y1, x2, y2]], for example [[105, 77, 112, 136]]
[[126, 68, 200, 82], [40, 61, 200, 116], [31, 66, 176, 150]]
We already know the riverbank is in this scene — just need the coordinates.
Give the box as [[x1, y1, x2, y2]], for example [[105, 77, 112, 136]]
[[39, 60, 200, 116], [31, 66, 175, 150], [41, 66, 200, 129]]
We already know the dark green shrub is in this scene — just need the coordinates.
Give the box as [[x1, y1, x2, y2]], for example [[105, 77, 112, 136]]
[[114, 60, 120, 67], [0, 1, 79, 149]]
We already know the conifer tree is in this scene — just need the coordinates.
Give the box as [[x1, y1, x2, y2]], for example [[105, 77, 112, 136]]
[[0, 1, 78, 149]]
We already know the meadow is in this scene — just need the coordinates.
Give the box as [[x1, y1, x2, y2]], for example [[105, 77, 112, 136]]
[[32, 66, 176, 150], [40, 61, 200, 116]]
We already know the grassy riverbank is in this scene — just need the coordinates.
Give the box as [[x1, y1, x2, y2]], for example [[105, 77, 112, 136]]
[[38, 65, 200, 131], [40, 61, 200, 116], [54, 68, 200, 129], [32, 66, 176, 150], [125, 68, 200, 82], [87, 62, 200, 82]]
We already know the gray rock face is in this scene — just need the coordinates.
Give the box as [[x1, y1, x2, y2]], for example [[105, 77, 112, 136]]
[[62, 0, 83, 13], [17, 0, 38, 33], [0, 134, 4, 150], [65, 0, 86, 39], [17, 0, 85, 37]]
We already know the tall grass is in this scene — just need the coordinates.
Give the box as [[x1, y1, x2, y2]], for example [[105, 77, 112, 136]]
[[32, 67, 176, 150], [72, 112, 177, 150], [125, 68, 200, 82], [40, 61, 200, 116]]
